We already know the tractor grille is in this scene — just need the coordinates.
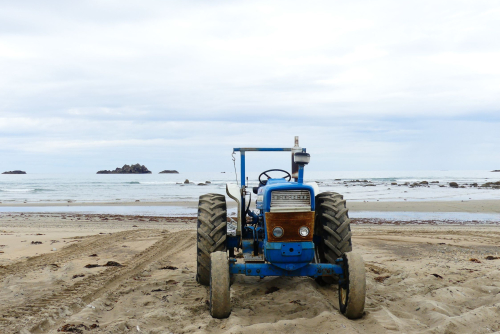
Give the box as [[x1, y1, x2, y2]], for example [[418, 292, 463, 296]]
[[270, 190, 311, 212]]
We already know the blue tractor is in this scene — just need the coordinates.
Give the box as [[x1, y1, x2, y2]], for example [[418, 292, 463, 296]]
[[196, 137, 366, 319]]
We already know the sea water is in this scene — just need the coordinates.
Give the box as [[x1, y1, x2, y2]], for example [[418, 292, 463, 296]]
[[0, 171, 499, 218]]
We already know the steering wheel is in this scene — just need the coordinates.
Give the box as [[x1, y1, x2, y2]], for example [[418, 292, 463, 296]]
[[258, 169, 291, 185]]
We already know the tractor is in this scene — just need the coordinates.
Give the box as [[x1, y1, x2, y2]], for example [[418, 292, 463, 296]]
[[196, 137, 366, 319]]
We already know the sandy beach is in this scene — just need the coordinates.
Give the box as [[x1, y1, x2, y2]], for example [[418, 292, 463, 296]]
[[3, 0, 499, 332], [0, 213, 499, 333]]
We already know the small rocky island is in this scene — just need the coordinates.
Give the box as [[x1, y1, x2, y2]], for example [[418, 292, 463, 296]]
[[97, 164, 152, 174], [492, 170, 500, 172], [159, 170, 179, 174], [2, 170, 26, 174]]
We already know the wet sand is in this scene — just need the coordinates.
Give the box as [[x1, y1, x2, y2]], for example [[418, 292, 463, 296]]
[[0, 213, 500, 333], [1, 199, 500, 213], [348, 199, 500, 213]]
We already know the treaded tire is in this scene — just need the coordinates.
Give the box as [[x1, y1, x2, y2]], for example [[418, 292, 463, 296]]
[[196, 193, 227, 286], [210, 251, 231, 318], [339, 252, 366, 319], [315, 192, 352, 264]]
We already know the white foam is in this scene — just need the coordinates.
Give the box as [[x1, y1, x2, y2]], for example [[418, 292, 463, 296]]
[[0, 188, 35, 192]]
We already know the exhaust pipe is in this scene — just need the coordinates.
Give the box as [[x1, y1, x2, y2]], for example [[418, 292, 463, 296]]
[[291, 136, 301, 182]]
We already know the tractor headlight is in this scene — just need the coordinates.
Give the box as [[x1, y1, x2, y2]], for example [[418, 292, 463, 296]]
[[272, 227, 284, 238], [299, 226, 309, 237], [294, 152, 310, 166]]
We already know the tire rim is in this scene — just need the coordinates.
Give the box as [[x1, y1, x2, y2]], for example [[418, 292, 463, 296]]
[[339, 254, 349, 309], [340, 286, 348, 305]]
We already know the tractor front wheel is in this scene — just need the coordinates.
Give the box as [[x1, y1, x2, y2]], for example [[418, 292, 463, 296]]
[[338, 252, 366, 319], [196, 194, 227, 286], [210, 251, 231, 318]]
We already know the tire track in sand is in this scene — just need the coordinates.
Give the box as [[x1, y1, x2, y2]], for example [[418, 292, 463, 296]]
[[0, 229, 161, 280], [0, 230, 195, 334]]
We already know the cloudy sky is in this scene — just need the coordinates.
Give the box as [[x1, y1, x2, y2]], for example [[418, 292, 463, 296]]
[[1, 0, 499, 173]]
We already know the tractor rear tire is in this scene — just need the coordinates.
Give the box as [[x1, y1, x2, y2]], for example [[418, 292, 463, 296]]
[[338, 252, 366, 319], [314, 192, 352, 284], [196, 193, 227, 286], [210, 251, 231, 318]]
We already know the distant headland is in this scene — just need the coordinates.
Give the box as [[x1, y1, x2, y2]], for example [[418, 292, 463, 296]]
[[159, 170, 179, 174], [2, 170, 26, 174], [97, 164, 152, 174], [492, 170, 500, 172]]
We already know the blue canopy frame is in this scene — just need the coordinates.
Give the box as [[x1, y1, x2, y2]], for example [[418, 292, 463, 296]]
[[233, 148, 294, 188]]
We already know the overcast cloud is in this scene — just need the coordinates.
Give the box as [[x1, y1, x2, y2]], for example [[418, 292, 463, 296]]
[[1, 0, 499, 173]]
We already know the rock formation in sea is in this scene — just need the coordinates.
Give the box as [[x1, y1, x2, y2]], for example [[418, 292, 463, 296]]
[[159, 170, 179, 174], [97, 164, 152, 174], [2, 170, 26, 174], [492, 170, 500, 172], [480, 181, 500, 189]]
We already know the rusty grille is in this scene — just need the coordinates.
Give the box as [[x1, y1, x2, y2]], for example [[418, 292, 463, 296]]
[[265, 211, 315, 242]]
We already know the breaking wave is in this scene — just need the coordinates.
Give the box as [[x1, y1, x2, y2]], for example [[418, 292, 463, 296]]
[[0, 188, 54, 192]]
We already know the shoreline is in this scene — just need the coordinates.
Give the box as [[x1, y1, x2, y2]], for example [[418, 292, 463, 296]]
[[1, 199, 500, 213]]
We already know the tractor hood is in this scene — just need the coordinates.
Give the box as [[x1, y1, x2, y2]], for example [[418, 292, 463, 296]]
[[257, 181, 316, 212]]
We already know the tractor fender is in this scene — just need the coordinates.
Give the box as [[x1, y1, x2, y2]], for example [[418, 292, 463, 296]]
[[305, 182, 319, 198], [226, 183, 242, 235]]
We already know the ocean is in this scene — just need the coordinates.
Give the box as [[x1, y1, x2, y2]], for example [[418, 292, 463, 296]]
[[1, 170, 499, 219]]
